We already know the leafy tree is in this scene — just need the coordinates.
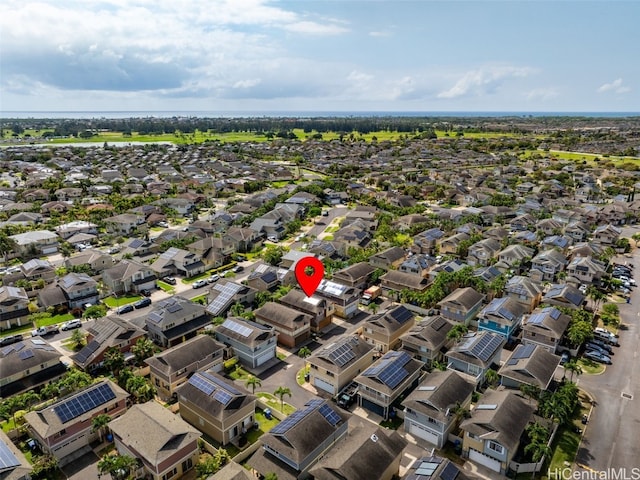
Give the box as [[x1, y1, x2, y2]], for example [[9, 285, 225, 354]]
[[104, 347, 126, 377], [297, 346, 311, 358], [97, 454, 138, 480], [263, 245, 286, 266], [446, 324, 468, 344], [563, 359, 583, 383], [632, 232, 640, 247], [274, 386, 292, 413], [0, 232, 18, 265], [83, 304, 107, 319], [91, 413, 111, 442], [230, 302, 245, 317], [566, 317, 593, 347], [30, 455, 59, 480], [367, 302, 379, 315], [131, 337, 157, 365], [519, 383, 541, 404], [70, 328, 86, 351], [125, 375, 156, 403], [484, 369, 499, 389], [245, 375, 262, 394], [265, 473, 279, 480]]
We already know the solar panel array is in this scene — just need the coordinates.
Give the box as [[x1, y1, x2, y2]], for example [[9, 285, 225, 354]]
[[363, 351, 412, 389], [148, 311, 164, 324], [160, 247, 179, 259], [166, 303, 183, 314], [389, 306, 413, 324], [207, 282, 243, 316], [201, 371, 242, 395], [526, 311, 547, 326], [187, 371, 241, 406], [440, 461, 460, 480], [414, 458, 441, 476], [470, 333, 503, 362], [270, 402, 319, 436], [321, 338, 357, 367], [507, 343, 536, 366], [129, 238, 145, 249], [189, 374, 216, 395], [222, 319, 253, 337], [318, 404, 341, 426], [54, 383, 116, 423], [0, 440, 20, 473], [73, 340, 100, 364], [430, 316, 447, 331], [18, 349, 34, 360]]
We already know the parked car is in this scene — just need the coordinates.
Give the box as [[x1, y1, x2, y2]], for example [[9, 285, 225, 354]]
[[207, 274, 221, 284], [593, 329, 619, 346], [192, 279, 208, 289], [0, 334, 24, 347], [595, 327, 618, 338], [134, 298, 152, 309], [585, 343, 612, 357], [140, 289, 152, 297], [586, 339, 613, 353], [321, 210, 329, 216], [117, 304, 134, 314], [336, 382, 359, 409], [163, 276, 177, 285], [61, 319, 82, 331], [232, 265, 244, 273], [31, 325, 59, 336], [583, 350, 611, 364]]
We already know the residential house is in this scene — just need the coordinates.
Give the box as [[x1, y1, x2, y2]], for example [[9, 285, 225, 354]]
[[145, 335, 225, 401], [246, 265, 281, 292], [313, 280, 361, 319], [254, 302, 311, 348], [102, 259, 157, 295], [212, 462, 254, 480], [504, 276, 543, 313], [54, 187, 83, 202], [109, 401, 200, 480], [592, 224, 622, 245], [542, 284, 585, 309], [403, 456, 470, 480], [411, 228, 445, 255], [541, 235, 572, 253], [307, 335, 374, 395], [446, 331, 505, 386], [309, 419, 407, 480], [224, 226, 263, 253], [1, 259, 56, 289], [395, 214, 431, 230], [278, 289, 333, 333], [497, 244, 534, 270], [54, 221, 98, 240], [205, 280, 257, 318], [530, 249, 567, 283], [402, 370, 475, 448], [369, 246, 407, 270], [65, 249, 115, 274], [150, 247, 206, 279], [0, 337, 66, 397], [399, 254, 437, 277], [332, 262, 377, 290], [248, 399, 349, 480], [522, 307, 571, 353], [0, 429, 32, 480], [25, 380, 129, 466], [438, 232, 470, 256], [280, 250, 315, 270], [467, 238, 501, 267], [477, 296, 527, 342], [498, 343, 561, 390], [400, 316, 453, 368], [343, 208, 378, 231], [535, 218, 564, 237], [38, 272, 99, 311], [178, 369, 257, 445], [104, 213, 145, 235], [214, 317, 277, 369], [333, 221, 372, 248], [0, 286, 30, 330], [460, 389, 536, 474], [509, 214, 536, 232], [362, 305, 416, 353], [143, 296, 210, 348], [120, 237, 160, 259], [564, 221, 590, 243], [355, 351, 423, 419], [380, 270, 430, 300], [437, 287, 484, 326], [188, 236, 235, 270], [9, 230, 59, 258], [566, 256, 607, 285], [71, 316, 146, 371], [153, 197, 195, 216]]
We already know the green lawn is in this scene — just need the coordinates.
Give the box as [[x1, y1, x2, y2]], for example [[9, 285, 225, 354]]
[[228, 365, 251, 381], [256, 392, 296, 415], [296, 366, 309, 386], [276, 352, 287, 361], [156, 281, 176, 293], [102, 295, 142, 308], [1, 418, 18, 434], [577, 358, 606, 375], [247, 409, 281, 444], [0, 324, 34, 338], [36, 313, 74, 328]]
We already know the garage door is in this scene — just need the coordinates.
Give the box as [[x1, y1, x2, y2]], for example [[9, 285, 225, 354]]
[[255, 350, 273, 367], [468, 448, 501, 472], [42, 247, 58, 255], [361, 398, 385, 417], [408, 421, 440, 447], [314, 377, 335, 394]]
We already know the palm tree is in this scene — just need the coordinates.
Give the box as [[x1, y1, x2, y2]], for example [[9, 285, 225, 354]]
[[273, 386, 292, 413], [245, 375, 262, 394], [563, 359, 583, 383], [451, 402, 470, 432], [484, 369, 500, 389], [519, 383, 541, 404], [446, 324, 468, 344], [586, 285, 606, 313], [131, 337, 157, 365], [0, 232, 17, 266], [91, 414, 111, 443], [297, 346, 311, 358], [524, 441, 552, 479], [431, 359, 447, 371], [367, 302, 379, 315], [103, 347, 125, 377], [40, 382, 60, 400], [230, 302, 245, 317], [125, 375, 156, 403]]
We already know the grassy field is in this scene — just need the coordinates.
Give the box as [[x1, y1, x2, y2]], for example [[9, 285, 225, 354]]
[[577, 358, 606, 375], [257, 392, 296, 415], [36, 313, 74, 328], [102, 294, 142, 308], [520, 148, 640, 166]]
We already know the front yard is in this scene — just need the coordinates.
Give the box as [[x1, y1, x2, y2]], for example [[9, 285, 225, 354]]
[[256, 392, 296, 415], [102, 294, 142, 308]]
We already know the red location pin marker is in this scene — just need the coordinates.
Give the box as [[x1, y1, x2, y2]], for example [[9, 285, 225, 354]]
[[295, 256, 324, 297]]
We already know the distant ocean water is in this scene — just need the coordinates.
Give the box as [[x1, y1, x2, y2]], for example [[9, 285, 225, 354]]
[[2, 111, 640, 119]]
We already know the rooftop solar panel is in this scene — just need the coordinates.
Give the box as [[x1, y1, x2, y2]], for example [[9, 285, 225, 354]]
[[512, 343, 536, 360], [415, 460, 439, 476], [305, 399, 324, 408], [53, 383, 116, 423], [271, 403, 318, 436], [200, 371, 242, 395], [166, 303, 183, 314], [207, 282, 243, 316], [0, 440, 21, 472], [213, 389, 233, 406], [472, 334, 503, 363], [18, 349, 34, 360], [440, 461, 460, 480], [222, 319, 253, 337], [188, 374, 216, 396], [318, 404, 341, 426]]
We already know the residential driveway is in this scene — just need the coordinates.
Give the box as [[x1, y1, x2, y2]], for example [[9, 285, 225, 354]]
[[61, 451, 100, 480], [574, 246, 640, 473]]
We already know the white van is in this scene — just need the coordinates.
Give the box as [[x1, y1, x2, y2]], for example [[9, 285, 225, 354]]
[[593, 328, 618, 345]]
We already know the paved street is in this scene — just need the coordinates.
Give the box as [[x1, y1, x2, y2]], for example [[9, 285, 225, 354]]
[[575, 240, 640, 473]]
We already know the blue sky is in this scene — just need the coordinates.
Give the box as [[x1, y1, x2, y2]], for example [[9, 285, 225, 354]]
[[1, 0, 638, 113]]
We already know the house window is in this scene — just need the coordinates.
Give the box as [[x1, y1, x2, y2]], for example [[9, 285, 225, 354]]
[[181, 458, 193, 472], [467, 431, 479, 440], [163, 467, 178, 480], [428, 417, 438, 424], [488, 441, 504, 454]]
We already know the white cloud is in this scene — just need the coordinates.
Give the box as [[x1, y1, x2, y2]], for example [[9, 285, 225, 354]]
[[369, 31, 392, 37], [527, 87, 559, 102], [597, 78, 631, 94], [284, 21, 348, 35], [437, 66, 535, 99]]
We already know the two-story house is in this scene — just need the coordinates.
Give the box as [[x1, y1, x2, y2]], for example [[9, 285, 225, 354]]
[[379, 270, 430, 300], [369, 246, 407, 270], [398, 254, 437, 277], [521, 306, 571, 353], [504, 276, 543, 313], [0, 286, 30, 330], [438, 232, 470, 256], [355, 350, 423, 419], [2, 259, 57, 288], [362, 305, 416, 353], [497, 244, 534, 271], [307, 336, 375, 395], [446, 331, 505, 386], [25, 380, 129, 465], [104, 213, 145, 235], [402, 370, 475, 448], [109, 401, 200, 480], [150, 247, 206, 279], [65, 249, 115, 274], [254, 302, 311, 348], [437, 287, 484, 327], [530, 249, 567, 283], [460, 389, 536, 474], [400, 316, 453, 368], [412, 228, 445, 255], [565, 256, 607, 285], [54, 221, 98, 240], [145, 335, 225, 401], [248, 399, 350, 480], [313, 280, 361, 319], [0, 428, 32, 480], [214, 317, 277, 369], [278, 289, 334, 334], [477, 296, 527, 342], [177, 369, 256, 445], [0, 337, 67, 397], [542, 284, 585, 309], [38, 272, 99, 311], [102, 259, 157, 296], [592, 224, 622, 245], [205, 280, 257, 318], [9, 230, 59, 258], [144, 296, 211, 348], [332, 262, 377, 290], [498, 343, 561, 391], [467, 238, 501, 267]]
